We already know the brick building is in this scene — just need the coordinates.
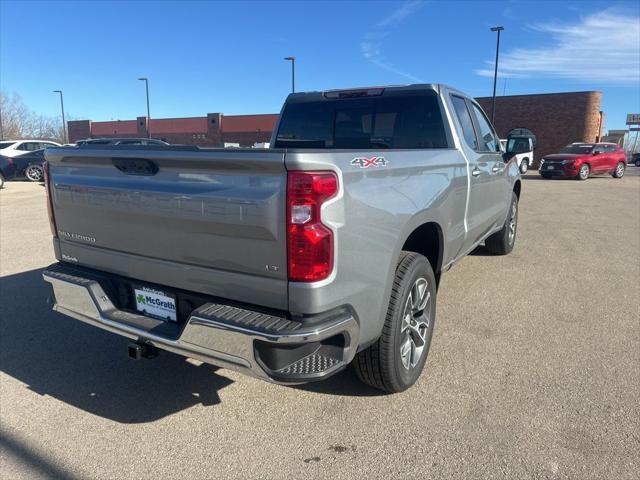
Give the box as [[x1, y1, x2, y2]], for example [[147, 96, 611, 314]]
[[68, 113, 278, 147], [69, 91, 603, 166], [476, 91, 603, 166]]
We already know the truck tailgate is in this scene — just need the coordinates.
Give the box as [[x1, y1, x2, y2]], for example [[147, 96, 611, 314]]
[[45, 147, 288, 310]]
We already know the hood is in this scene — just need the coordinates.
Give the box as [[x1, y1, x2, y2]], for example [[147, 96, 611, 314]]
[[543, 153, 584, 161]]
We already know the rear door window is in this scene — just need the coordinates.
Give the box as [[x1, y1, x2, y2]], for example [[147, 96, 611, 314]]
[[450, 96, 478, 150], [470, 103, 500, 153], [275, 92, 449, 149]]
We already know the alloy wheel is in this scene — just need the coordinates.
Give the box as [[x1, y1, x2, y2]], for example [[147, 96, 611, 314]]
[[579, 165, 589, 180], [508, 200, 517, 245], [25, 165, 44, 182], [400, 277, 431, 370]]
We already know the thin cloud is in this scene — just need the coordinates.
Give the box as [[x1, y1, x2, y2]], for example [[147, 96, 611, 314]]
[[474, 69, 527, 79], [475, 10, 640, 84], [361, 41, 423, 82], [361, 1, 425, 82], [377, 0, 424, 28]]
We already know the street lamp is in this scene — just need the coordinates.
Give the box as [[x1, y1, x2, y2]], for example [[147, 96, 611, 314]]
[[490, 26, 504, 124], [52, 90, 67, 144], [138, 77, 151, 138], [284, 57, 295, 93]]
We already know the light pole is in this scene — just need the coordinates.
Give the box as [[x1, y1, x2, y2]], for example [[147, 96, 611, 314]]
[[53, 90, 67, 143], [490, 26, 504, 124], [284, 57, 295, 93], [138, 77, 151, 138]]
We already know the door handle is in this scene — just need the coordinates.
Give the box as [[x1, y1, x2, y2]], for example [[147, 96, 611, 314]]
[[471, 168, 481, 177]]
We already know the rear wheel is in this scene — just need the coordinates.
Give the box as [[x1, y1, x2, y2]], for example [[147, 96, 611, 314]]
[[25, 164, 44, 182], [612, 162, 625, 178], [519, 158, 529, 174], [577, 164, 590, 181], [353, 252, 436, 393], [485, 192, 518, 255]]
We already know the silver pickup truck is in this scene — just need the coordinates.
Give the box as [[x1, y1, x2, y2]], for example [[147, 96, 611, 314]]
[[43, 84, 521, 392]]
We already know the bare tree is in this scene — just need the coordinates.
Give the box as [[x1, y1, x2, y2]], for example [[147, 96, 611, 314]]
[[0, 91, 67, 143]]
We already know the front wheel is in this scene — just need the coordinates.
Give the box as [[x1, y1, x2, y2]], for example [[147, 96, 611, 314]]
[[577, 164, 590, 180], [485, 192, 518, 255], [25, 164, 44, 182], [519, 158, 529, 174], [612, 162, 625, 178], [0, 173, 4, 189], [635, 159, 640, 167], [353, 252, 436, 393]]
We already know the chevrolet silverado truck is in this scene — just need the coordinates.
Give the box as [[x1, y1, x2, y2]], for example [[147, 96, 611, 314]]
[[42, 84, 521, 393]]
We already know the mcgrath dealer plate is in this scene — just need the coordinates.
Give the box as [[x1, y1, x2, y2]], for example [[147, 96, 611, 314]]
[[134, 286, 177, 322]]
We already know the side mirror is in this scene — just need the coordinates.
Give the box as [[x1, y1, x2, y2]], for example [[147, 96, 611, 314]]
[[503, 151, 515, 163], [593, 150, 602, 156]]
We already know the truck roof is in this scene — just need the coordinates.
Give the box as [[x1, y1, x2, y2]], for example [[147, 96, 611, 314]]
[[283, 83, 445, 103]]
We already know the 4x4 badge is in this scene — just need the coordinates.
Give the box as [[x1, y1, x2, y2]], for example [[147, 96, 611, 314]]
[[351, 156, 388, 169]]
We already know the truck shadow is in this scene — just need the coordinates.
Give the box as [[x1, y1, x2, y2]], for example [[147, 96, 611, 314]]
[[292, 367, 387, 397], [0, 268, 233, 424]]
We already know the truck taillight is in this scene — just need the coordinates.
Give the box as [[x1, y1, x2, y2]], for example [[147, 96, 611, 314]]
[[43, 161, 58, 238], [287, 171, 338, 282]]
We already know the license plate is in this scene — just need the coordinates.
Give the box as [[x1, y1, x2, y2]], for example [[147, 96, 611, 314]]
[[134, 287, 177, 322], [547, 165, 554, 170]]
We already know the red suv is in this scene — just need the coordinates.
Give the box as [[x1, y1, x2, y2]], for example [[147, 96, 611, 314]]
[[539, 143, 626, 180]]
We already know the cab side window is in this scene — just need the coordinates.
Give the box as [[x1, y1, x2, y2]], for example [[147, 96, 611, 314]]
[[470, 103, 500, 153], [451, 95, 477, 150]]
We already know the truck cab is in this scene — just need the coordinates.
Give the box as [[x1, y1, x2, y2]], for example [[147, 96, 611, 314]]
[[500, 136, 534, 173]]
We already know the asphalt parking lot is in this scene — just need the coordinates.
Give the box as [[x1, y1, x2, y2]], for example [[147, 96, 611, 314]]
[[1, 171, 639, 480]]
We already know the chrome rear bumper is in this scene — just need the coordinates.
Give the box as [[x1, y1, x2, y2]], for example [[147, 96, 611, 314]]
[[42, 264, 359, 383]]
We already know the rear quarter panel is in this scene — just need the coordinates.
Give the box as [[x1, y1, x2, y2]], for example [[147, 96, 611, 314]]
[[285, 149, 468, 346]]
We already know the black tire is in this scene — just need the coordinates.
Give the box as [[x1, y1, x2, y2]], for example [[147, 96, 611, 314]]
[[519, 158, 529, 174], [612, 162, 625, 178], [25, 164, 44, 182], [540, 173, 551, 179], [577, 163, 590, 180], [353, 251, 436, 393], [0, 173, 4, 189], [635, 159, 640, 167], [485, 192, 518, 255]]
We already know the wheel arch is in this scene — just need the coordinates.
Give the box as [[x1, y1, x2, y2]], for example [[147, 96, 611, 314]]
[[401, 221, 444, 287], [513, 179, 521, 200]]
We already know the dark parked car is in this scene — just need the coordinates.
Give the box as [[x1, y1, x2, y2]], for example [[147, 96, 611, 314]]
[[0, 148, 47, 188], [632, 152, 640, 167], [75, 137, 169, 146]]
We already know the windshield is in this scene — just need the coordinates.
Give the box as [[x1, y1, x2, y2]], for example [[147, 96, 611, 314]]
[[0, 141, 16, 149], [275, 92, 449, 149], [560, 144, 594, 154]]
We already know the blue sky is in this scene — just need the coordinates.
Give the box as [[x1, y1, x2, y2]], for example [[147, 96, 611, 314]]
[[1, 0, 638, 130]]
